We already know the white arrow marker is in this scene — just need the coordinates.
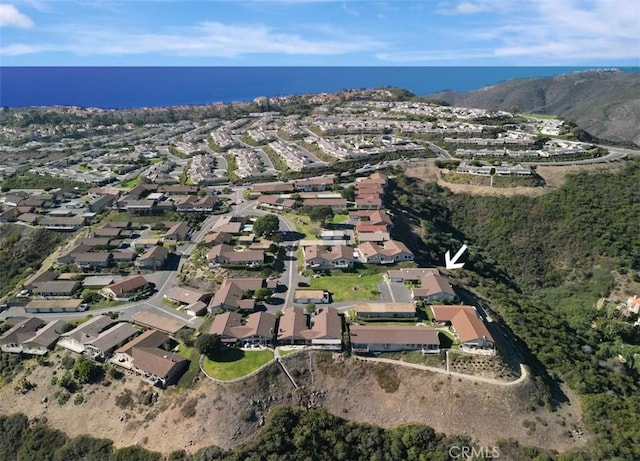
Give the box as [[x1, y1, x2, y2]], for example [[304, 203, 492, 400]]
[[445, 244, 468, 270]]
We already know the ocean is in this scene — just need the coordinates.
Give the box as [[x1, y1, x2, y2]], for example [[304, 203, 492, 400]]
[[0, 66, 635, 109]]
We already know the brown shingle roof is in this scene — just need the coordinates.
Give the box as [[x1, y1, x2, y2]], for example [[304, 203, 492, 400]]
[[104, 275, 148, 296], [350, 325, 439, 346]]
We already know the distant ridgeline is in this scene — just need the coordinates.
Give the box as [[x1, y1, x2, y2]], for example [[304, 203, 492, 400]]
[[425, 69, 640, 147]]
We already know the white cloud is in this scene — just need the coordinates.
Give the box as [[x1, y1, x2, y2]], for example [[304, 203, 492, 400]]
[[437, 1, 514, 15], [0, 21, 384, 57], [0, 42, 38, 55], [376, 48, 495, 62], [0, 4, 34, 28]]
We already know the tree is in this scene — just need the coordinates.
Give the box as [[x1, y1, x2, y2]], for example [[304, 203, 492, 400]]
[[304, 302, 316, 314], [73, 357, 102, 384], [308, 206, 334, 226], [253, 214, 280, 238], [195, 334, 221, 357], [254, 287, 270, 301], [340, 186, 355, 202]]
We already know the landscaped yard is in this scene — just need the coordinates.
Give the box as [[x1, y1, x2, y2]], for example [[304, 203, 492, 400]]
[[202, 348, 274, 381], [284, 213, 319, 239], [308, 272, 383, 302]]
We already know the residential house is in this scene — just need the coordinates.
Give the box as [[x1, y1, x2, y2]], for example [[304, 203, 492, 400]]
[[387, 268, 438, 283], [252, 182, 295, 194], [207, 279, 256, 314], [87, 194, 115, 213], [101, 275, 149, 301], [411, 272, 456, 302], [164, 286, 210, 306], [293, 290, 330, 304], [157, 185, 198, 195], [40, 216, 86, 231], [257, 195, 297, 211], [277, 306, 342, 350], [207, 244, 265, 267], [302, 198, 348, 212], [124, 199, 158, 215], [354, 194, 383, 210], [23, 270, 58, 291], [356, 240, 414, 264], [135, 245, 169, 270], [430, 305, 495, 350], [202, 232, 233, 248], [112, 329, 188, 387], [73, 252, 113, 269], [57, 315, 137, 359], [34, 281, 80, 298], [354, 302, 416, 319], [164, 222, 191, 241], [93, 227, 123, 238], [293, 176, 334, 192], [130, 311, 187, 336], [350, 325, 440, 354], [303, 244, 354, 270], [210, 311, 276, 347], [0, 318, 62, 355], [24, 299, 86, 313]]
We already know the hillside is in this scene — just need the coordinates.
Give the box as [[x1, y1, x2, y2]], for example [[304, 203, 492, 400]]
[[388, 161, 640, 459], [425, 70, 640, 146]]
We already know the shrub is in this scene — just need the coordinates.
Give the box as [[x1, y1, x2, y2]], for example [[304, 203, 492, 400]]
[[61, 356, 76, 370], [73, 394, 84, 405]]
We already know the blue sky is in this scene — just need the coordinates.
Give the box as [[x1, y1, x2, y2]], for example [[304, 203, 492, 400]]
[[1, 0, 639, 66]]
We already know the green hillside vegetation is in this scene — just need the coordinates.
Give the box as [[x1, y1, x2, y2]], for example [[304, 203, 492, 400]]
[[425, 70, 640, 146], [0, 225, 69, 296], [1, 407, 561, 461], [389, 161, 640, 459]]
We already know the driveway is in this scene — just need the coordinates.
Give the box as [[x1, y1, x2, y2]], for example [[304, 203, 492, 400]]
[[377, 277, 412, 303]]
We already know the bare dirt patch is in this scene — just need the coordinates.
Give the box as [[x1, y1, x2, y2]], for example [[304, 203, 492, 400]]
[[406, 164, 548, 197], [536, 161, 630, 188], [1, 349, 589, 456], [302, 351, 590, 454]]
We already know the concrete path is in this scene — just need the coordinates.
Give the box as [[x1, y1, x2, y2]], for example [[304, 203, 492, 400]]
[[355, 355, 529, 387]]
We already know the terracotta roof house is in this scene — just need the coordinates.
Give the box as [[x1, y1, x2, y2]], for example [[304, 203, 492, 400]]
[[354, 302, 416, 319], [430, 305, 495, 350], [0, 317, 62, 355], [101, 275, 149, 301], [217, 221, 243, 235], [207, 279, 256, 314], [356, 240, 414, 264], [135, 245, 169, 270], [131, 311, 187, 336], [350, 325, 440, 354], [303, 244, 354, 270], [411, 272, 457, 302], [113, 329, 188, 388], [354, 194, 383, 210]]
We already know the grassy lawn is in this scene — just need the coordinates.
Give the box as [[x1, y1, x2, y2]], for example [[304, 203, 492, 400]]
[[308, 272, 383, 302], [175, 345, 194, 360], [284, 213, 319, 239], [332, 214, 349, 224], [437, 329, 457, 348], [202, 348, 274, 381], [278, 348, 300, 357], [120, 176, 142, 188], [177, 348, 201, 389], [523, 112, 557, 120]]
